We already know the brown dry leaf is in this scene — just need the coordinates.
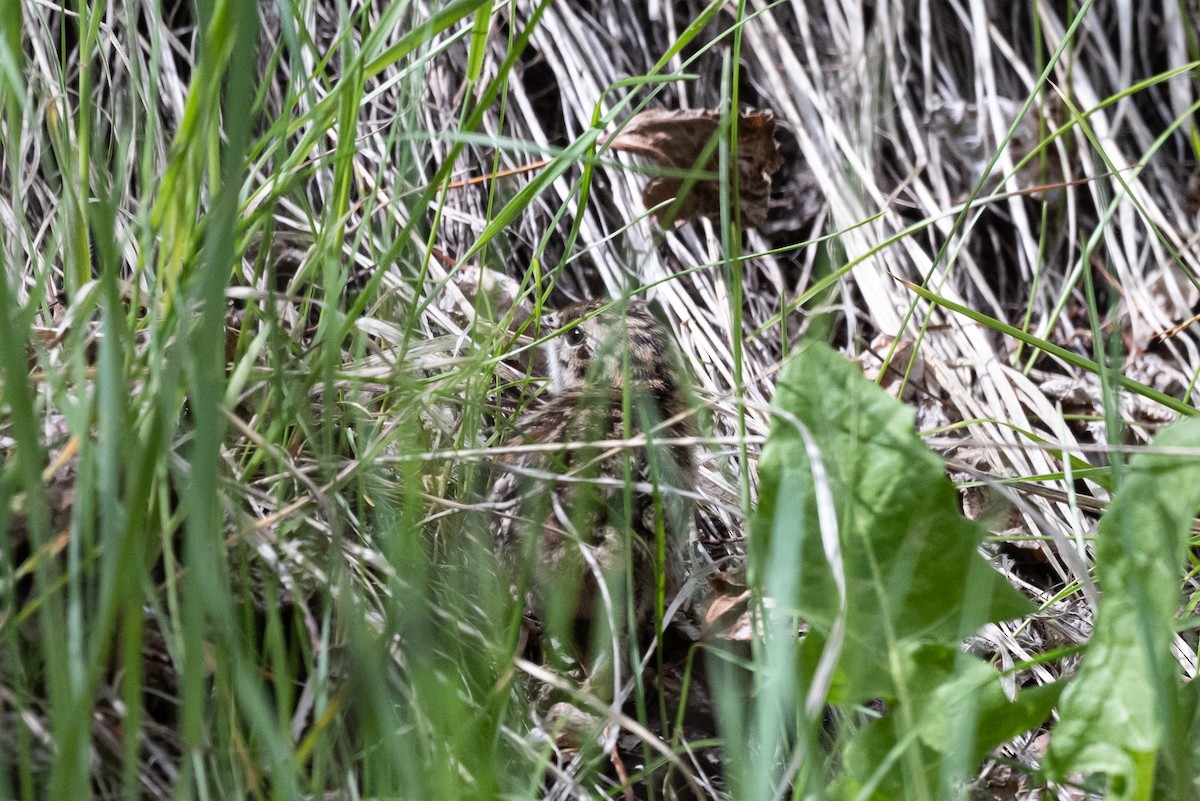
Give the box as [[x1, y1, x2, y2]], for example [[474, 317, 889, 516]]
[[609, 108, 785, 229], [858, 334, 923, 401], [698, 570, 761, 642]]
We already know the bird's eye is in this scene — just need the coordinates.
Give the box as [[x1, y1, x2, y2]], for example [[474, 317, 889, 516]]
[[565, 327, 586, 347]]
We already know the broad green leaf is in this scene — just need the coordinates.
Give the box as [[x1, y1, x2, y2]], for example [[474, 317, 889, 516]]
[[838, 645, 1062, 800], [753, 342, 1032, 704], [1045, 417, 1200, 799], [1173, 679, 1200, 798]]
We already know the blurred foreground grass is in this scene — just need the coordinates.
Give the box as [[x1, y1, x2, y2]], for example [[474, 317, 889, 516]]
[[3, 2, 1200, 799]]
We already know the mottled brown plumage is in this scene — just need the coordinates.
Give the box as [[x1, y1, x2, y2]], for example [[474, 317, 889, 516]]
[[492, 299, 698, 635]]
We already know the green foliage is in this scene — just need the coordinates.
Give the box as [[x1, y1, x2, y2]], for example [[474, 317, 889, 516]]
[[746, 343, 1200, 798], [755, 342, 1033, 693], [3, 0, 1199, 799], [749, 342, 1055, 796], [839, 648, 1063, 799], [1045, 417, 1200, 800]]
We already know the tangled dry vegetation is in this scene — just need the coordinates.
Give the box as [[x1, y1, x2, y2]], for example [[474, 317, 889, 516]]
[[4, 0, 1200, 798]]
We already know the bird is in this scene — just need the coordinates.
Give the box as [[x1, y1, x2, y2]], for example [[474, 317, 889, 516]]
[[491, 298, 699, 654]]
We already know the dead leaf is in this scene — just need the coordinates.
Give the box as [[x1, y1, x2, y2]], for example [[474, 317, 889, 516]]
[[857, 334, 923, 400], [698, 569, 763, 642], [608, 108, 785, 229]]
